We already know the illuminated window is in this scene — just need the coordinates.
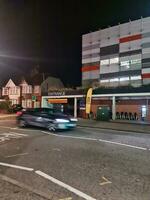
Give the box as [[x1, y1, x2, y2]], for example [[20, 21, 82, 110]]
[[130, 75, 141, 80], [110, 78, 119, 82], [120, 77, 129, 81], [100, 79, 109, 83], [130, 59, 141, 65], [110, 57, 119, 64], [101, 59, 109, 65], [120, 61, 130, 68]]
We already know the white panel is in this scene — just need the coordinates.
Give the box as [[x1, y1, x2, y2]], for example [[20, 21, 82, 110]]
[[143, 79, 150, 84], [82, 49, 92, 56], [142, 47, 150, 54], [120, 22, 130, 37], [109, 64, 119, 73], [130, 54, 141, 60], [100, 28, 109, 47], [82, 33, 92, 46], [91, 57, 100, 62], [100, 38, 110, 47], [109, 37, 119, 45], [91, 48, 100, 54], [130, 40, 141, 51], [142, 53, 150, 59], [142, 68, 150, 74], [82, 48, 100, 56], [82, 58, 92, 64], [100, 65, 109, 74], [109, 25, 119, 38], [119, 42, 130, 53], [142, 37, 150, 44], [91, 31, 100, 43], [120, 55, 130, 61], [142, 17, 150, 33], [130, 19, 141, 34]]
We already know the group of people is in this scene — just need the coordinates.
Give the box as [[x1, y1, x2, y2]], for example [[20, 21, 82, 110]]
[[116, 112, 138, 120]]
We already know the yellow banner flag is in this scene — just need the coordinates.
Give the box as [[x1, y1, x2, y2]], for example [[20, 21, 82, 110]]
[[86, 88, 93, 114]]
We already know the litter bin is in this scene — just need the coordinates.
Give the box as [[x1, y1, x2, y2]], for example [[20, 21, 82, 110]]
[[96, 106, 110, 121]]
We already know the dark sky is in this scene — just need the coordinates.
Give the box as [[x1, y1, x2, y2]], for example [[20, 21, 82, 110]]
[[0, 0, 150, 86]]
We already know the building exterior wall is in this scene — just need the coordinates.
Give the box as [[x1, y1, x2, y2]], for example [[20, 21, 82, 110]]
[[81, 99, 150, 121], [82, 17, 150, 87]]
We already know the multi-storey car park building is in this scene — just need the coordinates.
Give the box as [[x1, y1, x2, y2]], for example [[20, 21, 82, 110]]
[[82, 16, 150, 87]]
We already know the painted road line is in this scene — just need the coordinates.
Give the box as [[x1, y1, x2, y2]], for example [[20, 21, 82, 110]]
[[9, 132, 27, 136], [98, 139, 147, 151], [35, 170, 97, 200], [0, 162, 34, 171], [42, 131, 148, 151], [42, 131, 98, 141], [59, 198, 72, 200], [0, 174, 52, 200], [5, 153, 29, 158], [99, 176, 112, 186]]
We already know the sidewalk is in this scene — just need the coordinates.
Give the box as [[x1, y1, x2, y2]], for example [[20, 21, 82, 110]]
[[77, 118, 150, 134], [0, 114, 16, 120]]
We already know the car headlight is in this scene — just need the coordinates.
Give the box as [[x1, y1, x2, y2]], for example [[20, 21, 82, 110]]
[[70, 118, 78, 122], [55, 119, 69, 123]]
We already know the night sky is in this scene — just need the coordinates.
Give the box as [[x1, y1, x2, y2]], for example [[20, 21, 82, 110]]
[[0, 0, 150, 86]]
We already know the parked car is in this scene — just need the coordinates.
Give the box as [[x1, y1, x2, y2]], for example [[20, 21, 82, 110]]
[[17, 108, 78, 131]]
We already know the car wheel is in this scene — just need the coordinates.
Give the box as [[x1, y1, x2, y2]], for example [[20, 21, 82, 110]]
[[47, 123, 56, 132], [18, 120, 27, 128]]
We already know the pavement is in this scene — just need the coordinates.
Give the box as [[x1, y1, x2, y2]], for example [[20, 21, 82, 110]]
[[77, 118, 150, 134], [0, 120, 150, 199]]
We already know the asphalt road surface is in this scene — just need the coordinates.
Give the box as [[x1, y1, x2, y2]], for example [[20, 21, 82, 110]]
[[0, 120, 150, 200]]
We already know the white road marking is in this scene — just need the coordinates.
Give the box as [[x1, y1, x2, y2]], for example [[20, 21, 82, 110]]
[[99, 176, 112, 186], [9, 132, 27, 136], [0, 162, 34, 171], [98, 139, 147, 151], [59, 198, 72, 200], [5, 153, 29, 158], [42, 131, 98, 141], [0, 132, 27, 143], [42, 131, 149, 151], [35, 170, 96, 200]]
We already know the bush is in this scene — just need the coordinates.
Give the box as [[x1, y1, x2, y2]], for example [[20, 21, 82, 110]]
[[0, 101, 12, 113]]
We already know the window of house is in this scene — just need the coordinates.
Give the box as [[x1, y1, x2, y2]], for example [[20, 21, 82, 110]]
[[3, 88, 8, 95]]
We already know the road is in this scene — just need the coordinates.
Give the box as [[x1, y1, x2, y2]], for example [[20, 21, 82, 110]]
[[0, 120, 150, 200]]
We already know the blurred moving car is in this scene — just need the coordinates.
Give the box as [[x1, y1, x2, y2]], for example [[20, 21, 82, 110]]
[[17, 108, 78, 131]]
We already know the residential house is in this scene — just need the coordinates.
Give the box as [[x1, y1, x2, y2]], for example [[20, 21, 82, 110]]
[[2, 79, 41, 108]]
